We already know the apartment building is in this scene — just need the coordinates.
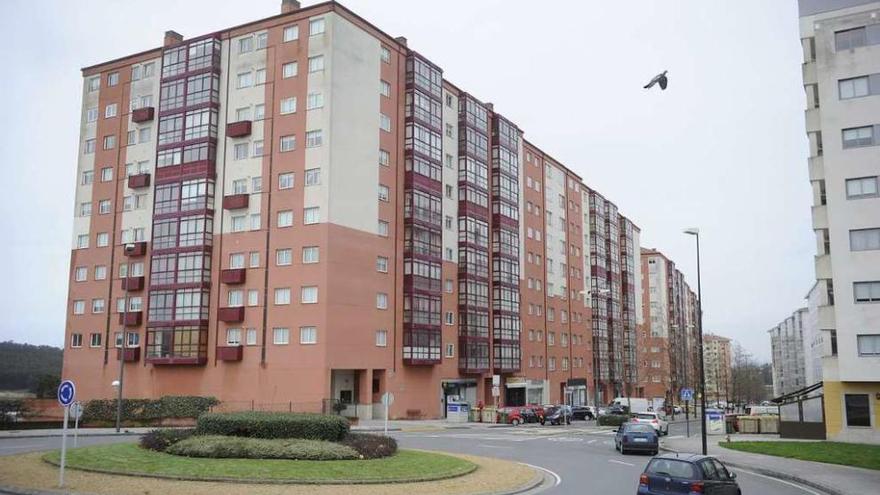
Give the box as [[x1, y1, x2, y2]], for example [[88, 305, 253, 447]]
[[63, 0, 647, 419], [702, 334, 731, 405], [799, 0, 880, 443], [768, 311, 808, 397], [637, 248, 699, 406]]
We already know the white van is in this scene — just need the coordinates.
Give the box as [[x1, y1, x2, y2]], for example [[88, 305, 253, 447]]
[[611, 397, 650, 414]]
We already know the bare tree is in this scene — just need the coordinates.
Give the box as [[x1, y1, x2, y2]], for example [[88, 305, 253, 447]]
[[730, 343, 768, 406]]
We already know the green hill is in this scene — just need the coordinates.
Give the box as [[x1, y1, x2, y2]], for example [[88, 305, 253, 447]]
[[0, 341, 63, 397]]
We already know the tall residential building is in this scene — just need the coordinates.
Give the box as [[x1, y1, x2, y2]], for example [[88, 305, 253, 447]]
[[637, 248, 699, 406], [702, 334, 731, 405], [799, 0, 880, 443], [768, 311, 808, 397], [63, 0, 646, 419]]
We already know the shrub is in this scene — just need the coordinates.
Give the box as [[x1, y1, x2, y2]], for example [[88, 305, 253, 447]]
[[0, 399, 28, 424], [340, 433, 397, 459], [196, 412, 349, 441], [167, 435, 359, 460], [598, 414, 631, 427], [139, 428, 195, 452], [82, 396, 219, 423]]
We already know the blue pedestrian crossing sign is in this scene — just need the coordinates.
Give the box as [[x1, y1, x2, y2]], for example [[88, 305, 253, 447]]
[[58, 380, 76, 407], [680, 388, 693, 401]]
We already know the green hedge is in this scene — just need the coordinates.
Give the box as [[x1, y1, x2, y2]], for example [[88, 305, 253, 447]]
[[140, 428, 196, 452], [83, 396, 218, 422], [196, 412, 349, 441], [0, 399, 28, 424], [340, 433, 398, 459], [598, 414, 631, 427], [167, 435, 359, 460]]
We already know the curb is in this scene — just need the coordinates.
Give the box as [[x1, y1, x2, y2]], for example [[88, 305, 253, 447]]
[[0, 432, 143, 440], [480, 470, 548, 495], [658, 444, 842, 495]]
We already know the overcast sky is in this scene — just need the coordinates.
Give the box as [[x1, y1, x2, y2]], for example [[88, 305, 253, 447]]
[[0, 0, 812, 362]]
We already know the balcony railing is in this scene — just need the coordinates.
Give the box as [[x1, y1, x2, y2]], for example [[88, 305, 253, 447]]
[[226, 120, 252, 138], [131, 107, 155, 123], [218, 306, 244, 322], [116, 347, 140, 362], [221, 268, 246, 285], [125, 241, 147, 257], [119, 311, 143, 326], [121, 276, 145, 291], [217, 345, 243, 361], [127, 173, 151, 189], [222, 194, 249, 210]]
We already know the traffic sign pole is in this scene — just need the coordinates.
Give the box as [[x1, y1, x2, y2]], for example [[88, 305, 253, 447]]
[[73, 402, 81, 448], [56, 380, 76, 488], [381, 392, 394, 436], [59, 405, 69, 487]]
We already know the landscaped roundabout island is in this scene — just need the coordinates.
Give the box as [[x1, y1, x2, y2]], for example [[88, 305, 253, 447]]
[[0, 412, 542, 495]]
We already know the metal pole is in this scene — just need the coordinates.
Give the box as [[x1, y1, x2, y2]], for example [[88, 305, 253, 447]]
[[115, 281, 129, 433], [59, 405, 69, 487], [694, 232, 708, 455], [73, 403, 80, 448]]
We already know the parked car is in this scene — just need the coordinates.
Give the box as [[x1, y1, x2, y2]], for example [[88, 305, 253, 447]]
[[504, 407, 542, 425], [632, 412, 669, 436], [638, 453, 741, 494], [544, 405, 573, 425], [609, 405, 628, 415], [571, 405, 595, 420], [614, 423, 659, 455]]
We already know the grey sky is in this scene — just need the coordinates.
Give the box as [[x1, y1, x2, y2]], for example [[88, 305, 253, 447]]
[[0, 0, 812, 362]]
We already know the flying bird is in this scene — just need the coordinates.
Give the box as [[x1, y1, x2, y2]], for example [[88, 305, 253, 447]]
[[644, 70, 668, 90]]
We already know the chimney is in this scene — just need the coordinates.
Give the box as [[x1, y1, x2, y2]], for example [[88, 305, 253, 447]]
[[164, 30, 184, 47], [485, 102, 494, 112], [281, 0, 301, 13], [395, 36, 408, 46]]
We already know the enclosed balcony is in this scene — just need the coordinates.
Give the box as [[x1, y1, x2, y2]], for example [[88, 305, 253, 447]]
[[127, 173, 151, 189], [119, 311, 143, 326], [121, 276, 144, 291], [116, 347, 140, 362], [218, 306, 244, 322], [217, 345, 243, 362], [223, 194, 249, 210], [131, 107, 155, 123], [221, 268, 246, 285], [125, 241, 147, 257], [226, 120, 252, 138], [811, 205, 828, 230]]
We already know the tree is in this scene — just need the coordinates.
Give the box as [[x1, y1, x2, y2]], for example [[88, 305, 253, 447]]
[[34, 374, 60, 399], [730, 343, 767, 405]]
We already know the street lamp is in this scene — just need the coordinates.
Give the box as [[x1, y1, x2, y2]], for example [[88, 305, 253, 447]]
[[683, 228, 708, 455], [579, 288, 610, 409], [115, 243, 136, 433]]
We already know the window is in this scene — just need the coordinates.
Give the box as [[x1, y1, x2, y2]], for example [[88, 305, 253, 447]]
[[445, 344, 454, 358], [79, 202, 92, 217], [249, 252, 260, 268], [277, 210, 293, 227], [839, 76, 870, 99], [843, 126, 874, 148], [73, 300, 85, 314], [233, 143, 249, 160], [256, 32, 268, 49], [235, 107, 251, 121], [379, 113, 391, 132], [375, 330, 387, 347], [94, 265, 107, 280], [851, 228, 880, 251], [380, 80, 391, 97], [846, 176, 879, 199], [301, 286, 318, 304], [307, 92, 323, 109], [273, 327, 289, 345], [228, 290, 244, 307], [76, 235, 89, 250], [239, 36, 254, 53], [304, 168, 321, 186], [255, 68, 266, 85], [309, 18, 325, 35], [248, 290, 258, 306], [280, 97, 297, 114], [81, 170, 94, 185], [107, 72, 119, 86], [857, 335, 880, 356], [232, 179, 248, 194], [305, 130, 323, 148], [96, 232, 109, 247], [105, 103, 117, 118], [246, 328, 258, 345], [445, 311, 454, 325], [380, 46, 391, 63], [282, 62, 298, 78], [70, 334, 83, 348], [87, 76, 100, 92], [378, 184, 390, 202], [98, 199, 111, 214], [84, 139, 96, 154], [308, 55, 324, 73], [279, 173, 294, 189], [138, 127, 151, 143], [226, 328, 242, 346], [379, 149, 390, 167], [376, 292, 388, 309], [283, 25, 299, 42], [229, 253, 245, 269], [276, 248, 292, 266], [376, 256, 388, 273], [280, 135, 296, 152], [303, 207, 320, 224], [854, 281, 880, 303], [302, 246, 319, 263], [237, 72, 253, 89], [844, 394, 871, 427], [231, 215, 246, 232], [101, 167, 113, 182], [445, 279, 453, 293], [274, 287, 291, 305], [445, 123, 453, 137], [300, 326, 317, 344], [254, 104, 265, 120], [835, 27, 867, 51], [103, 135, 116, 150], [378, 220, 389, 237], [90, 333, 102, 347]]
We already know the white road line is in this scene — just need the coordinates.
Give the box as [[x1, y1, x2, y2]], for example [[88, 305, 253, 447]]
[[478, 444, 513, 449], [735, 468, 824, 495], [608, 459, 635, 467], [520, 462, 562, 487]]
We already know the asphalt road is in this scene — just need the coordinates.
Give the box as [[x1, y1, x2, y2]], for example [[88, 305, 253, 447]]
[[0, 423, 822, 495]]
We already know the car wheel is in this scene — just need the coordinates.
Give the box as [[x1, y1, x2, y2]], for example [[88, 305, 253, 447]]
[[621, 445, 627, 455], [511, 418, 519, 426]]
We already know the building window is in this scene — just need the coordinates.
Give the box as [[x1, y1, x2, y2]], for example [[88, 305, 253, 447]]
[[100, 168, 112, 182], [302, 246, 319, 264], [379, 113, 391, 132], [81, 170, 94, 185], [238, 36, 253, 53], [274, 287, 291, 305], [308, 55, 324, 73], [380, 46, 391, 64], [283, 25, 299, 42], [96, 233, 109, 247], [79, 203, 92, 217], [254, 104, 265, 120], [237, 72, 253, 89], [232, 179, 248, 194], [305, 130, 323, 148], [376, 292, 388, 309], [94, 265, 107, 280], [246, 328, 258, 345], [301, 286, 318, 304], [309, 18, 325, 35], [226, 328, 242, 346], [105, 103, 117, 119], [255, 68, 266, 85], [842, 126, 875, 148], [379, 149, 390, 167], [378, 184, 390, 202], [375, 330, 387, 347], [303, 207, 320, 224], [844, 394, 871, 427], [445, 279, 453, 293], [249, 252, 260, 268], [103, 135, 116, 150], [247, 290, 258, 306], [850, 228, 880, 251], [854, 281, 880, 303], [228, 289, 244, 307], [380, 80, 391, 97], [87, 76, 100, 92], [306, 92, 324, 110], [76, 235, 89, 250], [273, 327, 289, 345], [857, 334, 880, 356], [378, 220, 389, 237], [98, 200, 111, 214], [279, 172, 294, 189], [300, 326, 317, 344], [70, 334, 83, 348], [84, 139, 96, 154], [276, 248, 292, 266], [445, 311, 454, 325], [90, 333, 102, 347], [231, 215, 246, 232], [445, 344, 454, 358], [277, 210, 294, 228], [846, 176, 879, 199], [234, 143, 249, 160], [835, 27, 867, 51], [73, 300, 85, 315], [280, 97, 297, 114], [839, 76, 870, 99], [376, 256, 388, 273], [256, 32, 268, 50], [282, 62, 298, 79], [107, 72, 119, 86], [280, 135, 296, 152]]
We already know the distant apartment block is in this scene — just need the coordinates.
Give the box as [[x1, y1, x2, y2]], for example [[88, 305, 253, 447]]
[[702, 334, 731, 405]]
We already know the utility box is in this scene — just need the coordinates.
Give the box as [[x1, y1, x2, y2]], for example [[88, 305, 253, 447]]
[[446, 401, 470, 423]]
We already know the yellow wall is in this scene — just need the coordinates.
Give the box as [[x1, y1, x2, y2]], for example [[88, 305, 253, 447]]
[[823, 381, 880, 443]]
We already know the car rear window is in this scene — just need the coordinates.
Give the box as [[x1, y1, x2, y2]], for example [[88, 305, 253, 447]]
[[628, 424, 655, 433], [636, 413, 656, 419], [646, 459, 696, 479]]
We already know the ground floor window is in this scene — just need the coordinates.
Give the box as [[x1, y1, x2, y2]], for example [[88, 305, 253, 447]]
[[844, 394, 871, 427]]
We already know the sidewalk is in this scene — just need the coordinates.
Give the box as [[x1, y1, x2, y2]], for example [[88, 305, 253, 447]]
[[661, 433, 880, 495]]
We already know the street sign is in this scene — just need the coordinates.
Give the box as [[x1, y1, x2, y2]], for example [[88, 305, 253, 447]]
[[70, 402, 84, 421], [57, 380, 76, 407], [381, 392, 395, 406], [492, 375, 501, 386], [491, 386, 500, 397], [680, 388, 693, 402]]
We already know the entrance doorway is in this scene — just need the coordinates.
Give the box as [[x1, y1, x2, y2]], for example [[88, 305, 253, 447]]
[[505, 386, 526, 407]]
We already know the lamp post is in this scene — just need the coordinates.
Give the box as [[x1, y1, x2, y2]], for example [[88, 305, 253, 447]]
[[115, 243, 136, 433], [683, 228, 708, 455]]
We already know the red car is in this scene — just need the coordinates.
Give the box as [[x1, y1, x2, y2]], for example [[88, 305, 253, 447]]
[[499, 406, 543, 425]]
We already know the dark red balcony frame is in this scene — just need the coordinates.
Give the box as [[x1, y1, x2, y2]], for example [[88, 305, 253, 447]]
[[218, 306, 244, 322], [125, 241, 147, 257], [127, 173, 151, 189], [217, 345, 243, 361], [131, 107, 155, 123], [226, 120, 252, 138], [119, 311, 143, 326], [222, 193, 249, 210], [121, 276, 145, 291], [221, 268, 246, 285], [116, 347, 141, 362]]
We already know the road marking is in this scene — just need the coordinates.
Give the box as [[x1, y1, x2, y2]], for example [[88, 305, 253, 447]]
[[735, 468, 824, 495], [520, 462, 562, 487], [608, 459, 635, 467], [478, 444, 512, 449]]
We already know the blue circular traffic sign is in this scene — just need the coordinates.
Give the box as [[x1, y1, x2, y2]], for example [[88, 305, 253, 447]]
[[58, 380, 76, 407]]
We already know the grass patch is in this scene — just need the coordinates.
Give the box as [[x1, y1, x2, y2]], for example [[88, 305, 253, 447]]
[[43, 443, 475, 484], [721, 441, 880, 471]]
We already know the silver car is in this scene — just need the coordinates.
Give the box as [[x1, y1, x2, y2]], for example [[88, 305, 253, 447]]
[[631, 411, 669, 436]]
